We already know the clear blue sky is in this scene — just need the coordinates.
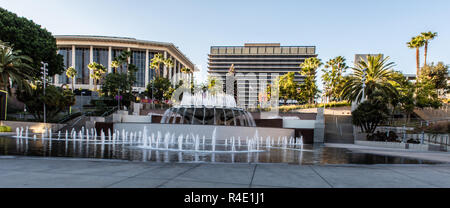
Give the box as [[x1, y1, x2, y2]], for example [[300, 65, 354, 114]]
[[1, 0, 449, 89]]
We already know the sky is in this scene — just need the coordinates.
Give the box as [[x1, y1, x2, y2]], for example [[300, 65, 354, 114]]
[[1, 0, 449, 89]]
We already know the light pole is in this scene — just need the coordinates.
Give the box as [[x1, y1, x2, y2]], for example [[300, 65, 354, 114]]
[[361, 68, 367, 103], [41, 62, 48, 123], [117, 88, 121, 110]]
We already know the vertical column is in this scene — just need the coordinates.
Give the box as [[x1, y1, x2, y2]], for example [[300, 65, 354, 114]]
[[89, 46, 94, 88], [71, 45, 76, 86], [108, 46, 112, 73], [127, 48, 131, 64], [168, 55, 172, 84], [177, 62, 181, 82], [163, 51, 168, 78], [173, 59, 177, 86], [54, 49, 60, 85], [145, 49, 149, 87]]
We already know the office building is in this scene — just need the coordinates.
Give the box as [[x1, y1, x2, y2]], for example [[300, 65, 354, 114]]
[[208, 43, 318, 108]]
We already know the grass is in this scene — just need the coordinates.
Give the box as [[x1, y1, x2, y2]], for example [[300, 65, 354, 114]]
[[278, 101, 351, 112]]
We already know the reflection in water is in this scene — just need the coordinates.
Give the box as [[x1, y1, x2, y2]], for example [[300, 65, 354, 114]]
[[0, 136, 443, 165]]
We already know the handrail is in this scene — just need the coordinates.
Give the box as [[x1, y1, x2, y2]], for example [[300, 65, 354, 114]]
[[101, 106, 119, 117], [57, 112, 82, 124]]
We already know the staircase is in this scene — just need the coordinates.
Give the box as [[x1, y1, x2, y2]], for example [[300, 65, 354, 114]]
[[324, 114, 354, 144], [413, 106, 450, 121]]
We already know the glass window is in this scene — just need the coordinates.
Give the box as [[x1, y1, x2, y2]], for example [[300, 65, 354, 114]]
[[58, 48, 72, 84], [93, 48, 108, 69], [75, 48, 90, 85], [131, 50, 146, 87]]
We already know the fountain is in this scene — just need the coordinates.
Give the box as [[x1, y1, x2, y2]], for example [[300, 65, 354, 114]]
[[161, 92, 256, 127]]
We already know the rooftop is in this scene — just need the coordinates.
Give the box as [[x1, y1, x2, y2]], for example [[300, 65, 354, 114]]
[[54, 35, 196, 70]]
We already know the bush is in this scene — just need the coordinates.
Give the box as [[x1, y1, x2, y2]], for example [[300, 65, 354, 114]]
[[0, 126, 12, 132], [367, 131, 400, 142]]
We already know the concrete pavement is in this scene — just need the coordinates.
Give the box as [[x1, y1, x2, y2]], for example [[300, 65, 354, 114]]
[[1, 156, 450, 188]]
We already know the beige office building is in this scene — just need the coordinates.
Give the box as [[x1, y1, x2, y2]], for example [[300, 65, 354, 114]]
[[208, 43, 318, 108], [54, 35, 196, 92]]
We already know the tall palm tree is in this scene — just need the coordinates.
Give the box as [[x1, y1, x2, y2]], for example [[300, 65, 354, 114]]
[[421, 31, 438, 66], [300, 57, 322, 104], [65, 67, 77, 92], [341, 55, 398, 104], [407, 35, 425, 76], [181, 67, 193, 85], [88, 62, 106, 92], [0, 42, 34, 93], [111, 60, 120, 73], [163, 58, 174, 78], [150, 53, 165, 78]]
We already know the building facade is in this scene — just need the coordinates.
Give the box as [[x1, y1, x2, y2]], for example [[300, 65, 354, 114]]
[[208, 43, 318, 108], [54, 35, 196, 92]]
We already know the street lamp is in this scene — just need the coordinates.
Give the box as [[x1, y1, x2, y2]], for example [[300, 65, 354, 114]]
[[41, 62, 48, 123]]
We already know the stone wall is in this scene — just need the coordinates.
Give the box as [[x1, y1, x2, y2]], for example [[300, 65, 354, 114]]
[[0, 121, 65, 133], [114, 123, 295, 141]]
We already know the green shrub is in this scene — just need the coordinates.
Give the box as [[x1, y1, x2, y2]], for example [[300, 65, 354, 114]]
[[0, 126, 12, 132]]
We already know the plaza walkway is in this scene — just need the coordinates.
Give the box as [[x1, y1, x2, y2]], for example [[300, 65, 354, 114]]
[[1, 156, 449, 188]]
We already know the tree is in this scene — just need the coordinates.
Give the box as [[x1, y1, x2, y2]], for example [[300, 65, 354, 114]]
[[389, 71, 415, 123], [101, 73, 134, 108], [16, 83, 75, 121], [322, 56, 349, 102], [277, 72, 299, 104], [111, 60, 120, 73], [299, 57, 322, 104], [419, 62, 448, 90], [0, 41, 34, 93], [341, 55, 399, 103], [421, 31, 438, 66], [415, 79, 442, 109], [163, 58, 174, 78], [181, 67, 194, 93], [415, 62, 448, 108], [407, 35, 425, 76], [87, 62, 106, 92], [0, 7, 64, 77], [146, 77, 173, 102], [352, 99, 390, 133], [65, 66, 77, 92], [150, 53, 165, 78]]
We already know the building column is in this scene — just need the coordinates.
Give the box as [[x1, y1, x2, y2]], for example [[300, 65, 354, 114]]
[[145, 49, 149, 87], [54, 49, 60, 84], [71, 45, 76, 85], [173, 59, 177, 86], [127, 48, 131, 65], [89, 46, 94, 88], [163, 51, 168, 78], [108, 46, 112, 73], [168, 55, 172, 84]]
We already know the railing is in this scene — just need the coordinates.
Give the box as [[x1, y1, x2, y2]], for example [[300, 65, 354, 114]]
[[57, 112, 82, 124], [101, 106, 119, 117]]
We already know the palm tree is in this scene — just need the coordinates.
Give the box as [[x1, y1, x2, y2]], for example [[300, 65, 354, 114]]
[[407, 35, 425, 76], [163, 58, 174, 78], [300, 57, 322, 104], [322, 56, 348, 102], [111, 60, 120, 73], [88, 62, 106, 92], [150, 53, 165, 78], [0, 41, 34, 93], [341, 55, 398, 104], [421, 31, 438, 66], [181, 67, 194, 91], [65, 67, 77, 92]]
